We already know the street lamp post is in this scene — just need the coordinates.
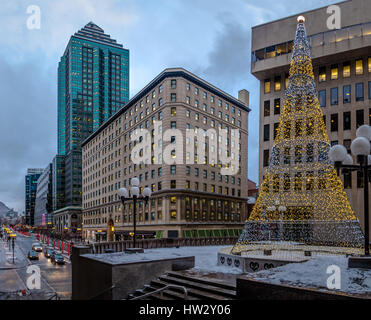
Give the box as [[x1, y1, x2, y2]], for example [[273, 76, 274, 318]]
[[268, 200, 287, 241], [329, 124, 371, 256], [118, 178, 152, 248]]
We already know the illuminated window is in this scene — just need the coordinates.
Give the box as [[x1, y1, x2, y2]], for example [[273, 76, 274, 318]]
[[264, 100, 270, 116], [306, 171, 314, 190], [285, 74, 289, 89], [331, 65, 338, 80], [368, 57, 371, 73], [274, 76, 281, 91], [319, 67, 326, 82], [264, 79, 271, 94], [356, 59, 363, 75], [274, 98, 280, 114], [170, 196, 176, 204], [343, 62, 350, 78], [170, 210, 177, 219]]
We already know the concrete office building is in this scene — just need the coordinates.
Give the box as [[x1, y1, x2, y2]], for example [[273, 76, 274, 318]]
[[34, 164, 53, 227], [252, 0, 371, 235], [81, 68, 250, 241]]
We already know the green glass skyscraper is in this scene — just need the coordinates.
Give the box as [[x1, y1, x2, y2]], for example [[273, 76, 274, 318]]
[[57, 22, 129, 207]]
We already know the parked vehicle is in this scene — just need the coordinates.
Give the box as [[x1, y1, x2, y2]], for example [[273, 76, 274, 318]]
[[32, 242, 43, 252], [28, 250, 39, 260], [51, 253, 64, 265]]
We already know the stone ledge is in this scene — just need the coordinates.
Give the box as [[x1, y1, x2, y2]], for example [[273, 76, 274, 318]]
[[348, 256, 371, 269]]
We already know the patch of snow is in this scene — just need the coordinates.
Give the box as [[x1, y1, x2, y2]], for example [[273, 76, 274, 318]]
[[250, 255, 371, 295], [83, 245, 241, 273]]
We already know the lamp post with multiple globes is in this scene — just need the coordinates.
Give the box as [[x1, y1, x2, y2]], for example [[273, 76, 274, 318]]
[[329, 124, 371, 256], [118, 178, 152, 248]]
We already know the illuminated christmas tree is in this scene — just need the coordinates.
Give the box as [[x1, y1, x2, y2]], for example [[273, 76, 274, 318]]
[[232, 16, 364, 254]]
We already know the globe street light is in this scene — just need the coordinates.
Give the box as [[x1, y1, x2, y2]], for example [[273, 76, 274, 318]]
[[118, 180, 152, 248], [268, 200, 287, 240], [329, 124, 371, 256]]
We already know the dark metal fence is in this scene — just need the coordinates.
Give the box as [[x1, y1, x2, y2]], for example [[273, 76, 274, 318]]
[[91, 237, 238, 254]]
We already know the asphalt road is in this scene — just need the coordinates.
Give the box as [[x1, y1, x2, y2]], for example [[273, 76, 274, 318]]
[[0, 233, 71, 300]]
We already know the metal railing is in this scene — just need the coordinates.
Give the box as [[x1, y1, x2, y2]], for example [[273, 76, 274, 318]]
[[129, 284, 188, 300]]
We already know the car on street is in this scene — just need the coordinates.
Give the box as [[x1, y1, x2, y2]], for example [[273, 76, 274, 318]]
[[44, 247, 55, 258], [50, 253, 65, 265], [28, 250, 39, 260], [32, 242, 43, 252]]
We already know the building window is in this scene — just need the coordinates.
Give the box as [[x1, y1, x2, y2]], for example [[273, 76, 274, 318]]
[[343, 112, 351, 131], [318, 90, 326, 107], [319, 66, 326, 82], [343, 85, 351, 104], [273, 122, 279, 140], [331, 64, 338, 80], [170, 210, 177, 219], [274, 76, 281, 91], [171, 93, 177, 102], [344, 139, 351, 153], [263, 124, 270, 141], [368, 57, 371, 73], [356, 109, 364, 128], [264, 100, 270, 116], [195, 168, 199, 177], [357, 171, 364, 188], [171, 79, 177, 89], [170, 180, 176, 189], [356, 59, 363, 75], [274, 98, 280, 114], [171, 121, 176, 129], [170, 165, 176, 175], [186, 83, 190, 91], [171, 107, 176, 116], [263, 150, 269, 167], [344, 171, 352, 189], [369, 81, 371, 99], [285, 74, 289, 89], [343, 62, 350, 78], [356, 82, 364, 101], [330, 87, 338, 105], [264, 79, 271, 94], [330, 113, 338, 132]]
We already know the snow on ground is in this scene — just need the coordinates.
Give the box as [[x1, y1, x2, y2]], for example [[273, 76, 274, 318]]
[[83, 245, 242, 274], [250, 255, 371, 295]]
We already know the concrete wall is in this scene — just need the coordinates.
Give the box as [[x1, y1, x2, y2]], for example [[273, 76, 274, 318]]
[[236, 277, 364, 300], [71, 245, 194, 300]]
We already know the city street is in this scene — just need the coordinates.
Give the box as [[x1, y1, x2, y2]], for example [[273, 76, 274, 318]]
[[0, 233, 71, 300]]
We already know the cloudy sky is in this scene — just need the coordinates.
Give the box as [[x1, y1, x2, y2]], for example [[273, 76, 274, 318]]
[[0, 0, 340, 213]]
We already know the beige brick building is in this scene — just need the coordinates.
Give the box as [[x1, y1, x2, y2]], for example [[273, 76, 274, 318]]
[[81, 68, 250, 241], [252, 0, 371, 235]]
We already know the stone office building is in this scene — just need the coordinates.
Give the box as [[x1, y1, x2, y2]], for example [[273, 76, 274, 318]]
[[81, 68, 251, 241], [252, 0, 371, 235]]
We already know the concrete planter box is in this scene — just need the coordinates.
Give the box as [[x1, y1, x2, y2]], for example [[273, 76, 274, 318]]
[[71, 246, 194, 300]]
